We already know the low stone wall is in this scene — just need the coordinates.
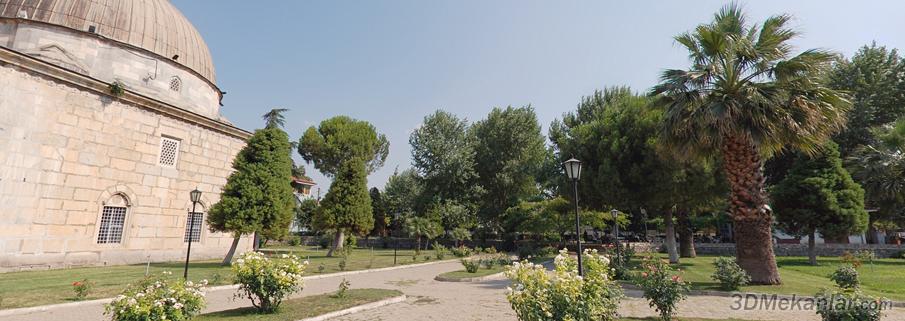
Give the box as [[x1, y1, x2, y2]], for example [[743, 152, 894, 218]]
[[691, 243, 905, 258]]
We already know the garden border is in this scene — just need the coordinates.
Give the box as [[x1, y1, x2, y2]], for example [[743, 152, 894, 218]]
[[295, 294, 406, 321], [0, 258, 459, 317]]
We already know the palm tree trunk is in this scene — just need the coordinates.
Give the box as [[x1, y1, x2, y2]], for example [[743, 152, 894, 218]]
[[222, 234, 241, 266], [677, 209, 696, 258], [327, 230, 344, 257], [722, 135, 781, 285], [664, 210, 679, 264]]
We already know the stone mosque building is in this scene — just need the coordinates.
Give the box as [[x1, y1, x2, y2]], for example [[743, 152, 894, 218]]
[[0, 0, 254, 271]]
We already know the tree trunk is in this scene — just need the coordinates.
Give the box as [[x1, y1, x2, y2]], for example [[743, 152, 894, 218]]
[[677, 210, 696, 258], [665, 210, 679, 264], [327, 230, 345, 257], [722, 135, 781, 285], [866, 214, 879, 244], [808, 230, 817, 266], [416, 236, 422, 253], [252, 232, 260, 251], [221, 235, 241, 266]]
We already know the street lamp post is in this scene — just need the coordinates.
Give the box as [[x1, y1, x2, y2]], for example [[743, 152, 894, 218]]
[[611, 209, 620, 260], [184, 188, 202, 280], [563, 158, 583, 276]]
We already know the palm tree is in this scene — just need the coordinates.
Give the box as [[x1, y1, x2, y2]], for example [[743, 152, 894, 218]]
[[651, 3, 850, 284], [262, 108, 290, 129]]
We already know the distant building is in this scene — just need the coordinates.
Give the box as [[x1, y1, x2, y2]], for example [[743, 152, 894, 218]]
[[0, 0, 253, 271], [289, 177, 318, 233]]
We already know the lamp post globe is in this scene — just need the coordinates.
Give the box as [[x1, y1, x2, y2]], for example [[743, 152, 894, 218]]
[[563, 158, 583, 276], [184, 188, 202, 279]]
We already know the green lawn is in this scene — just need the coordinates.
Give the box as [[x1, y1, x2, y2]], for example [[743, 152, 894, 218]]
[[438, 266, 507, 280], [629, 254, 905, 301], [0, 247, 438, 310], [194, 289, 401, 321]]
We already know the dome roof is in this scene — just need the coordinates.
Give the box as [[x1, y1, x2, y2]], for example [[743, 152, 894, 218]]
[[0, 0, 216, 83]]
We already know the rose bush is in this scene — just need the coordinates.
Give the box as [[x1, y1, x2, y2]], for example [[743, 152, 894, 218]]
[[634, 256, 690, 321], [830, 266, 860, 290], [233, 252, 307, 313], [506, 249, 623, 321], [104, 271, 206, 321], [711, 257, 751, 291]]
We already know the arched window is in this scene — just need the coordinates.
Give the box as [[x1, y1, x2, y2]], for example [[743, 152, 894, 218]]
[[97, 194, 130, 244], [169, 76, 182, 92]]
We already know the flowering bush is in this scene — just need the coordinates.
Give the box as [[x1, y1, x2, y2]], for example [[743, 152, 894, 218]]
[[104, 271, 206, 321], [634, 256, 690, 321], [72, 278, 94, 300], [451, 246, 473, 258], [815, 288, 884, 321], [506, 249, 623, 321], [601, 243, 635, 280], [233, 252, 307, 313], [461, 258, 481, 273], [711, 257, 751, 291], [830, 266, 860, 290], [433, 242, 449, 260]]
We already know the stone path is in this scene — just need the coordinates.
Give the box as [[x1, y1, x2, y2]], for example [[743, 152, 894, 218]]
[[2, 260, 903, 321]]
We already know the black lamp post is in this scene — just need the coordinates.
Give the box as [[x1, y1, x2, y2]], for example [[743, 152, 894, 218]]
[[184, 188, 202, 279], [611, 209, 620, 259], [563, 158, 583, 276]]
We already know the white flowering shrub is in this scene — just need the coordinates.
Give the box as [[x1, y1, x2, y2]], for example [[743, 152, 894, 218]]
[[506, 249, 623, 321], [233, 252, 307, 313], [104, 271, 206, 321]]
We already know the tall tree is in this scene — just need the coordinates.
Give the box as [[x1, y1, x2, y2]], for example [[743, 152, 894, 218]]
[[298, 116, 389, 177], [295, 198, 318, 234], [410, 110, 481, 205], [848, 119, 905, 242], [262, 108, 290, 129], [472, 106, 546, 233], [383, 168, 424, 222], [652, 4, 850, 284], [208, 127, 295, 265], [772, 142, 868, 265], [313, 159, 374, 256], [369, 187, 389, 237], [830, 43, 905, 155]]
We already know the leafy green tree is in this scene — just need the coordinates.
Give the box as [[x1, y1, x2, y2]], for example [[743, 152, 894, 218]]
[[437, 201, 476, 231], [313, 159, 374, 256], [208, 128, 295, 265], [503, 197, 627, 245], [369, 187, 389, 237], [651, 4, 850, 284], [450, 227, 472, 247], [848, 119, 905, 242], [295, 198, 318, 233], [383, 168, 424, 223], [410, 110, 482, 205], [772, 142, 868, 265], [830, 43, 905, 155], [404, 216, 442, 253], [472, 106, 546, 233], [298, 116, 390, 177], [550, 88, 724, 263]]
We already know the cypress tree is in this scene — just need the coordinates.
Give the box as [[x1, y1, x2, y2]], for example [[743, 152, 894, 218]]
[[313, 159, 374, 256], [207, 127, 295, 265], [771, 142, 868, 265]]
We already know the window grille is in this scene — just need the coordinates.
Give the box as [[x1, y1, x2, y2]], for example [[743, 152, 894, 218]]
[[97, 206, 127, 244], [159, 137, 180, 167], [169, 77, 182, 92], [184, 212, 203, 243]]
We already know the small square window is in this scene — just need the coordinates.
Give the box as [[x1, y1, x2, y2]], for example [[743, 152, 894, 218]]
[[159, 137, 181, 167]]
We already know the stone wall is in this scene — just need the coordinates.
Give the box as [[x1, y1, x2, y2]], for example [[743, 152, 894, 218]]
[[0, 61, 252, 271], [691, 243, 904, 258]]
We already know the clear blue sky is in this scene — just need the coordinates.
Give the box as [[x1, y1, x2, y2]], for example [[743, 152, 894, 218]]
[[173, 0, 905, 190]]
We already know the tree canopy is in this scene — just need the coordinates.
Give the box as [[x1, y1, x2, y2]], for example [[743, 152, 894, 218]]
[[298, 116, 390, 177], [313, 159, 374, 255]]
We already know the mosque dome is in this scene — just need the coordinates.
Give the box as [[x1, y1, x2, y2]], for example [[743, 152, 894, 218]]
[[0, 0, 216, 83]]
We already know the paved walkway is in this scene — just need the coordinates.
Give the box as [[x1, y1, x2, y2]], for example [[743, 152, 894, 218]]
[[2, 261, 904, 321]]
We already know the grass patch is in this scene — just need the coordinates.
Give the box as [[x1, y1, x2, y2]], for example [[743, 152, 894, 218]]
[[0, 247, 435, 309], [438, 266, 506, 280], [194, 288, 401, 321], [628, 254, 905, 301]]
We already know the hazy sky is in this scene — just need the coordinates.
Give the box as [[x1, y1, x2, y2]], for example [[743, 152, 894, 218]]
[[173, 0, 905, 190]]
